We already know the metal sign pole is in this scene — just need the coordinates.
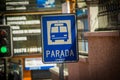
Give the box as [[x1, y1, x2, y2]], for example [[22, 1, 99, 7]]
[[59, 63, 64, 80], [3, 58, 7, 80]]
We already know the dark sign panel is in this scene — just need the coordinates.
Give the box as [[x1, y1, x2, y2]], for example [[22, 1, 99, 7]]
[[6, 14, 41, 55], [6, 0, 61, 12]]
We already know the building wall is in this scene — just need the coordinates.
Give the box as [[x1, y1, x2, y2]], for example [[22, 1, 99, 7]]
[[85, 31, 120, 80], [67, 32, 120, 80], [89, 5, 98, 32], [67, 56, 89, 80]]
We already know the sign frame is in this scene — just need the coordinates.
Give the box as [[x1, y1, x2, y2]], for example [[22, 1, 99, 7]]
[[41, 14, 78, 63]]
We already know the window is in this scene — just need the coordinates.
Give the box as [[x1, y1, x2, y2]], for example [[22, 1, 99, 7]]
[[76, 0, 89, 55], [97, 0, 120, 31]]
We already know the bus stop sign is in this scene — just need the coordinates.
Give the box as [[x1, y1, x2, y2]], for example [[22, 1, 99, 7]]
[[41, 14, 78, 63]]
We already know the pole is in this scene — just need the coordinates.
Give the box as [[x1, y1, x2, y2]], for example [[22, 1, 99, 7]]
[[3, 58, 7, 80], [59, 63, 64, 80]]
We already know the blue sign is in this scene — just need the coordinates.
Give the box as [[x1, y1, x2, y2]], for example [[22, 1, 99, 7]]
[[25, 58, 56, 70], [37, 0, 55, 8], [41, 14, 78, 63]]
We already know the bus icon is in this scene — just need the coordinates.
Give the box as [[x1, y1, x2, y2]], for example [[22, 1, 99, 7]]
[[50, 23, 69, 42]]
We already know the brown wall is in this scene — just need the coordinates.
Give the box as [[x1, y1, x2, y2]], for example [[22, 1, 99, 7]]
[[67, 56, 89, 80], [67, 62, 80, 80], [85, 31, 120, 80], [67, 31, 120, 80]]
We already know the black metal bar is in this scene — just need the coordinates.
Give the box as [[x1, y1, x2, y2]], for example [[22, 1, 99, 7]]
[[59, 63, 64, 80], [3, 58, 7, 80]]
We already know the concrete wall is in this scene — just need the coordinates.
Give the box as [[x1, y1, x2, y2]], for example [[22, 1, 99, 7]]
[[67, 31, 120, 80], [67, 56, 89, 80], [85, 31, 120, 80], [50, 67, 68, 80]]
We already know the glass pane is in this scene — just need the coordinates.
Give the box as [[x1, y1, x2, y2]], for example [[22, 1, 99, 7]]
[[76, 7, 89, 55]]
